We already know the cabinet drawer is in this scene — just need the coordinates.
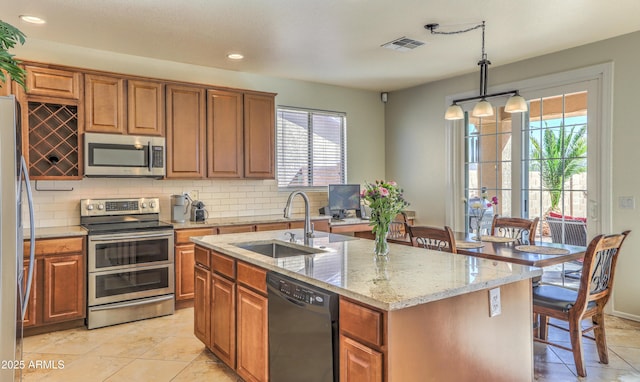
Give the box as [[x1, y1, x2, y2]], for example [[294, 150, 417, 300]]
[[194, 245, 210, 269], [313, 219, 331, 232], [289, 221, 304, 229], [217, 225, 255, 234], [255, 222, 289, 231], [25, 65, 81, 99], [24, 236, 84, 257], [176, 228, 216, 244], [291, 219, 331, 231], [340, 298, 384, 347], [331, 223, 372, 234], [237, 262, 267, 294], [212, 251, 236, 279]]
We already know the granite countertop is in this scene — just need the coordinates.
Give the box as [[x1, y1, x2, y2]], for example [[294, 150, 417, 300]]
[[23, 225, 88, 239], [172, 214, 330, 229], [191, 229, 542, 311]]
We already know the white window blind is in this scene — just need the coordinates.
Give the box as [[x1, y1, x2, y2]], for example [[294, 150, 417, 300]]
[[276, 107, 346, 188]]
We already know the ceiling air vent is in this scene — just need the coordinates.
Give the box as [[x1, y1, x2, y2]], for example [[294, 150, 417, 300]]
[[381, 37, 425, 52]]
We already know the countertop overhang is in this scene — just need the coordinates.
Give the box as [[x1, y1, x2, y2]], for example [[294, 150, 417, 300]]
[[191, 229, 542, 311]]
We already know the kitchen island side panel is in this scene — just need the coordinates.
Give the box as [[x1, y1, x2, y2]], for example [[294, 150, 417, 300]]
[[387, 279, 533, 382]]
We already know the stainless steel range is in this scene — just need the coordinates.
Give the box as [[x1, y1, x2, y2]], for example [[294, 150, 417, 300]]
[[80, 197, 175, 329]]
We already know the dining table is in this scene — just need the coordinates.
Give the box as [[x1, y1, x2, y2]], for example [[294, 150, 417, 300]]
[[453, 232, 587, 268]]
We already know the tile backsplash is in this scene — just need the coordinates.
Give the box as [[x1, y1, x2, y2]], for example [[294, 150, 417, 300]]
[[25, 178, 328, 228]]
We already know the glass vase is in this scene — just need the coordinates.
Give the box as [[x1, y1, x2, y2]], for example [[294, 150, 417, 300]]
[[474, 216, 483, 241], [374, 226, 390, 257]]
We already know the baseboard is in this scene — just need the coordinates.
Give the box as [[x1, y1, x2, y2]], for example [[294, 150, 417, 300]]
[[610, 309, 640, 322], [175, 299, 194, 310], [24, 319, 85, 337]]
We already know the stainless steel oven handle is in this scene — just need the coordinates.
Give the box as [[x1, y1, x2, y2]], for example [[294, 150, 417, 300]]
[[90, 231, 173, 242], [90, 294, 174, 312]]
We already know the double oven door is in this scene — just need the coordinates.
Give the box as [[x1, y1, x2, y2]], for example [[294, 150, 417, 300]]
[[88, 230, 174, 307]]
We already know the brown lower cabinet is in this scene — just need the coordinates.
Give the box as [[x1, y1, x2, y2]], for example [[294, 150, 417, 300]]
[[23, 236, 86, 329], [236, 262, 268, 382], [193, 264, 210, 344], [339, 297, 386, 382], [175, 244, 196, 300], [175, 228, 216, 303], [210, 272, 236, 367], [194, 245, 268, 382], [340, 335, 383, 382], [21, 259, 37, 327]]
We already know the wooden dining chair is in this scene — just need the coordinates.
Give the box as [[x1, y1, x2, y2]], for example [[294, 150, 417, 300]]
[[388, 212, 408, 240], [405, 225, 457, 253], [533, 230, 631, 377], [490, 215, 539, 243]]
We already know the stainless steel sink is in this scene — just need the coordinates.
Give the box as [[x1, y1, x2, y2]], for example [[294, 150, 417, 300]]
[[233, 240, 324, 258]]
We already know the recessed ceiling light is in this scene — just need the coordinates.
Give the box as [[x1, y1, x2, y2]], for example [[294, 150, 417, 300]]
[[19, 15, 46, 24], [227, 53, 244, 60]]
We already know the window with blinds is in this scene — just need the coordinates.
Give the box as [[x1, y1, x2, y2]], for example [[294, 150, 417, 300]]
[[276, 107, 346, 188]]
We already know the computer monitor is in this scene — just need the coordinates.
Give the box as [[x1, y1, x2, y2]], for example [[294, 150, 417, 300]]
[[328, 184, 361, 219]]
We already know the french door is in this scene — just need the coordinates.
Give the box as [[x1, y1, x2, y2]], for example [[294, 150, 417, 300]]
[[463, 79, 601, 243]]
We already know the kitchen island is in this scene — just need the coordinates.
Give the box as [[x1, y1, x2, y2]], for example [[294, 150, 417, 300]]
[[192, 229, 542, 382]]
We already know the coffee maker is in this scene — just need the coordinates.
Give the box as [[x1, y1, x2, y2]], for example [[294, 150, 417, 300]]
[[190, 200, 207, 222], [171, 194, 190, 223]]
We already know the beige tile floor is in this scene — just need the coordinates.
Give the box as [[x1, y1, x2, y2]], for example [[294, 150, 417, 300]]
[[22, 308, 241, 382], [534, 315, 640, 381], [20, 307, 640, 381]]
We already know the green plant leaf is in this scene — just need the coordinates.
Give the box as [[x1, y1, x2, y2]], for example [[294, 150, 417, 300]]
[[0, 19, 27, 91], [529, 122, 587, 211]]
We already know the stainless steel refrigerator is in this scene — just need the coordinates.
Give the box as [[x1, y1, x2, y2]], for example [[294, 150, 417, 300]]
[[0, 95, 35, 382]]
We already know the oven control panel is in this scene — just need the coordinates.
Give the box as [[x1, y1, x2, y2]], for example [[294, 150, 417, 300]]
[[81, 198, 160, 216]]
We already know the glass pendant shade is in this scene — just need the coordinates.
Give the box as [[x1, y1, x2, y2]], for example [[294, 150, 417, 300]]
[[504, 93, 528, 113], [444, 104, 464, 120], [472, 99, 493, 117]]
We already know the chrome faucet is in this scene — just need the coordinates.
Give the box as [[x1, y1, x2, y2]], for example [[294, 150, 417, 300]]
[[284, 191, 314, 245]]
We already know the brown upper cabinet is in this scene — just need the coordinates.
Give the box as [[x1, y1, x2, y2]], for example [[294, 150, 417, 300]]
[[0, 70, 11, 96], [166, 85, 206, 178], [17, 60, 276, 179], [84, 74, 126, 134], [206, 89, 244, 178], [85, 76, 164, 136], [18, 64, 84, 180], [244, 92, 275, 179], [127, 79, 165, 136], [25, 65, 81, 99]]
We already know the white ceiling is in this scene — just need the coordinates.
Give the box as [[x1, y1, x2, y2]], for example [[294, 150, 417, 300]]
[[5, 0, 640, 91]]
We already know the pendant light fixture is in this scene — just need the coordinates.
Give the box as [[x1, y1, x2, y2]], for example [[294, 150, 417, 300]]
[[426, 21, 528, 120]]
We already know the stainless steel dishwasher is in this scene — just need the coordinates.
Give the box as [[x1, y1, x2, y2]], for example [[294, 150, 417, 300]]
[[267, 272, 339, 382]]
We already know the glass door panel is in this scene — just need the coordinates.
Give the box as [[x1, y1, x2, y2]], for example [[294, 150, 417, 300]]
[[522, 91, 588, 243], [465, 105, 513, 234]]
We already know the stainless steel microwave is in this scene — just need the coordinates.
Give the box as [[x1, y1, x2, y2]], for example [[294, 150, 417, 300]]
[[84, 133, 165, 178]]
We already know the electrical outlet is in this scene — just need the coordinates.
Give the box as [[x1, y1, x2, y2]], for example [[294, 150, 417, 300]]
[[489, 287, 501, 317], [618, 196, 635, 209], [188, 190, 199, 201]]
